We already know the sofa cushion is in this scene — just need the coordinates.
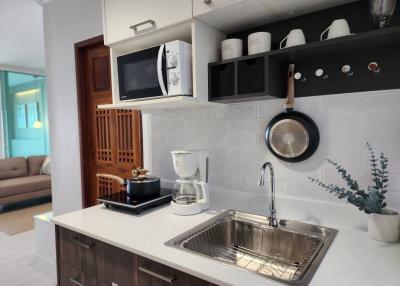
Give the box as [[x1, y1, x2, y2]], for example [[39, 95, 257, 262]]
[[0, 175, 51, 198], [0, 157, 28, 180], [28, 155, 47, 176]]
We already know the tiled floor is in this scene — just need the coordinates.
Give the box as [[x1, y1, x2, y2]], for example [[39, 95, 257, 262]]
[[0, 230, 57, 286]]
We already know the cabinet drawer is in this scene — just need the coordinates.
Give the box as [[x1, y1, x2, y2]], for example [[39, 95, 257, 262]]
[[57, 227, 105, 280], [60, 263, 106, 286], [80, 235, 105, 279], [58, 228, 81, 269], [59, 263, 83, 286], [104, 247, 136, 286], [84, 273, 107, 286], [138, 257, 213, 286]]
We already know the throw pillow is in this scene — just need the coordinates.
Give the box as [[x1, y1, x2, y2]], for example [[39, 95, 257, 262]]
[[40, 156, 51, 175]]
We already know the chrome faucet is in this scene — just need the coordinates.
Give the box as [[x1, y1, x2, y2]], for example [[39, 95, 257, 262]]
[[258, 162, 278, 227]]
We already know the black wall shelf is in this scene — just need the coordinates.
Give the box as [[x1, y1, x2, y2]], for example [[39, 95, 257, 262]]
[[209, 55, 284, 103], [208, 0, 400, 102]]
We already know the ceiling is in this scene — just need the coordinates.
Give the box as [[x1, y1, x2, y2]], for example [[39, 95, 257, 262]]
[[0, 0, 45, 73]]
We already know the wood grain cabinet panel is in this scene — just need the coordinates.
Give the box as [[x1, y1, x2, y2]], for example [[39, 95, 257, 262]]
[[57, 228, 106, 281], [85, 274, 107, 286], [59, 263, 83, 286], [57, 226, 215, 286], [118, 248, 137, 286], [138, 257, 212, 286], [58, 228, 81, 269], [102, 245, 136, 286], [102, 242, 120, 284], [80, 235, 105, 281]]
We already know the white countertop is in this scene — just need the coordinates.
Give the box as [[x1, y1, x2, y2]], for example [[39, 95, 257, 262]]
[[52, 204, 400, 286]]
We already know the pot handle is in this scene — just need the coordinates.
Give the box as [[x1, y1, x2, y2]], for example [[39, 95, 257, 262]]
[[96, 173, 125, 185], [283, 64, 295, 111]]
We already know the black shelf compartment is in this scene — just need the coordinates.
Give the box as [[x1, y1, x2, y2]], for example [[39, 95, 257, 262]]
[[209, 62, 235, 99], [208, 54, 285, 103], [209, 25, 400, 102]]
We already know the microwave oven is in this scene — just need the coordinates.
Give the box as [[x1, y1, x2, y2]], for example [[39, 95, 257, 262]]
[[117, 40, 192, 101]]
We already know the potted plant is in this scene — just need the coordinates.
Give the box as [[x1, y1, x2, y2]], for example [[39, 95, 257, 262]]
[[309, 143, 400, 243]]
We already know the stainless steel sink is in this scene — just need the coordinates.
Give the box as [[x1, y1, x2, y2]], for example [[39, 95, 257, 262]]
[[165, 210, 338, 285]]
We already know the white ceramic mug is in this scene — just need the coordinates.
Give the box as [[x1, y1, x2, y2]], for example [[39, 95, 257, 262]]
[[248, 32, 271, 55], [320, 19, 351, 41], [280, 29, 306, 49], [221, 38, 243, 60]]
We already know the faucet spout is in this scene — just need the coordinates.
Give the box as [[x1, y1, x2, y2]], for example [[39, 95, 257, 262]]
[[259, 162, 278, 227]]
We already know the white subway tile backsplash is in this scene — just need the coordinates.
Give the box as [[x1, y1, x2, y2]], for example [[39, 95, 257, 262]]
[[365, 132, 400, 151], [256, 133, 267, 147], [228, 117, 270, 133], [257, 99, 285, 117], [325, 112, 365, 133], [225, 102, 257, 118], [228, 133, 256, 147], [286, 181, 347, 204], [386, 191, 400, 210], [150, 89, 400, 212], [384, 151, 400, 172], [362, 110, 400, 133]]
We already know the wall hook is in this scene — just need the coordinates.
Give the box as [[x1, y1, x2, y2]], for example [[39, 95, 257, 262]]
[[368, 62, 381, 74], [315, 68, 328, 79], [341, 65, 354, 76], [294, 72, 307, 82]]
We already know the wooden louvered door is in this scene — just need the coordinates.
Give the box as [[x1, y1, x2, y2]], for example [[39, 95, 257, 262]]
[[76, 36, 142, 208]]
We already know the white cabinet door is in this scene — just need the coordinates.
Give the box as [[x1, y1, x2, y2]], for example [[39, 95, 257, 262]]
[[193, 0, 246, 17], [104, 0, 192, 45]]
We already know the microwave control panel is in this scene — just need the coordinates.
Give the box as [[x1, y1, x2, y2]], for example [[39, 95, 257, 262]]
[[164, 40, 192, 95]]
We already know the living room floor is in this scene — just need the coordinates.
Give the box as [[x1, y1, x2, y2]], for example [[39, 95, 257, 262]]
[[0, 230, 56, 286]]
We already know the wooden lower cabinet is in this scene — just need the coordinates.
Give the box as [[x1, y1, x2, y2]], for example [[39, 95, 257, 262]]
[[137, 257, 215, 286], [56, 226, 215, 286], [59, 263, 106, 286]]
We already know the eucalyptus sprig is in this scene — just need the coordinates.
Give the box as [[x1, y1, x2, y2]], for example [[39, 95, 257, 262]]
[[309, 143, 387, 214]]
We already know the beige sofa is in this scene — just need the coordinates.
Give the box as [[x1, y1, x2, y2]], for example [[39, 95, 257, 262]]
[[0, 156, 51, 205]]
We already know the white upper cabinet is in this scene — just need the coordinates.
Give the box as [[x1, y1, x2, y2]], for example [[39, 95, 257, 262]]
[[103, 0, 193, 45], [193, 0, 246, 17]]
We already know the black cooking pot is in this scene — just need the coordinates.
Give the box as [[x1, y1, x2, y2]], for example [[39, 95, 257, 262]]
[[96, 173, 160, 198]]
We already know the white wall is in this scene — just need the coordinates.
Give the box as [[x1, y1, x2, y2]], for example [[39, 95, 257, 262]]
[[0, 0, 45, 72], [151, 90, 400, 225], [43, 0, 103, 216], [0, 87, 4, 159]]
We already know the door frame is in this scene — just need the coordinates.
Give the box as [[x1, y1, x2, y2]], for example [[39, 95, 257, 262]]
[[75, 35, 105, 208], [75, 35, 144, 208]]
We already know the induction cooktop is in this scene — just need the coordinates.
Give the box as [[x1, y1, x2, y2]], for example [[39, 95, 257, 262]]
[[97, 189, 173, 214]]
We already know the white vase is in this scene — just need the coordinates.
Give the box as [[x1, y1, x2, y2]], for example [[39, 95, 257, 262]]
[[368, 208, 400, 243]]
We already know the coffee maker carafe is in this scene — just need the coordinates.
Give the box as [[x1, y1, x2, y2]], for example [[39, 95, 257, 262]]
[[170, 150, 209, 215]]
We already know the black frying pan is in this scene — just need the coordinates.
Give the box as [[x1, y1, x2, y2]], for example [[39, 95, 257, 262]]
[[265, 64, 319, 162]]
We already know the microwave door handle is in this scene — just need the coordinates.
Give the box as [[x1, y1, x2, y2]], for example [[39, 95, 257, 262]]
[[157, 44, 167, 96]]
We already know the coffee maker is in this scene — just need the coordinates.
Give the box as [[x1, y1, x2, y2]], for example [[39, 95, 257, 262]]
[[170, 150, 209, 215]]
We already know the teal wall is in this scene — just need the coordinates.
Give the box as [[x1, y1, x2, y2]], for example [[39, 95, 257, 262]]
[[0, 71, 49, 158]]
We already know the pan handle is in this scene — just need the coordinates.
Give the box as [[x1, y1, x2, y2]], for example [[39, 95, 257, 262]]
[[96, 173, 125, 185], [284, 64, 295, 111]]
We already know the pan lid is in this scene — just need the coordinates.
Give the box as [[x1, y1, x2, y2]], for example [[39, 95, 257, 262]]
[[128, 176, 160, 183], [268, 119, 310, 158]]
